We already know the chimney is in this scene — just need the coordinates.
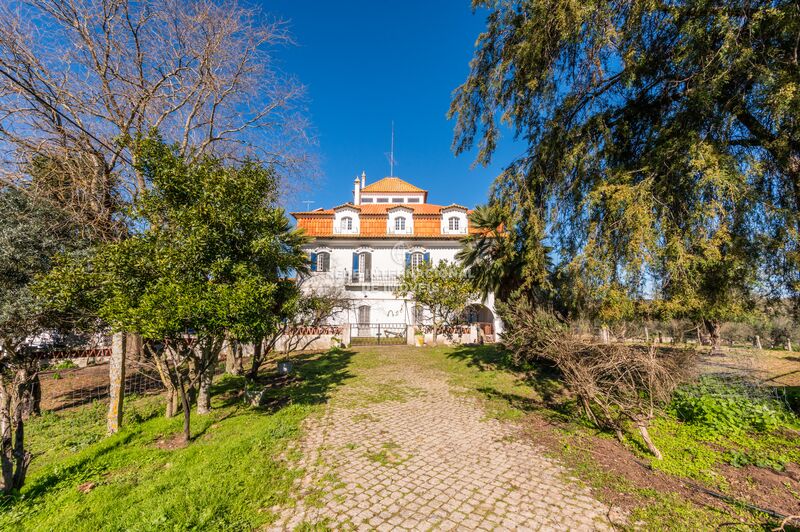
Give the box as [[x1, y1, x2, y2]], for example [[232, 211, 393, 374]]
[[361, 170, 367, 190], [353, 175, 361, 205]]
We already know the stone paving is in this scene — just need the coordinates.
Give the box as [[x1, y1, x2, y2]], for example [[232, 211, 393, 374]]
[[270, 349, 613, 531]]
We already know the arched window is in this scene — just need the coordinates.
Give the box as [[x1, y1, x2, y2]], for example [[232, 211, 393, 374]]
[[395, 216, 406, 232], [315, 251, 330, 272], [341, 216, 353, 231], [448, 216, 460, 232]]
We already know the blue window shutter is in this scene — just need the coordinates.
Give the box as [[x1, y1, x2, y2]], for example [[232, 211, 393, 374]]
[[405, 252, 411, 269], [352, 252, 359, 272], [310, 252, 318, 272], [423, 252, 431, 263]]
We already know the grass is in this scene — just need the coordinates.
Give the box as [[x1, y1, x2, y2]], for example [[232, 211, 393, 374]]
[[406, 344, 797, 530], [0, 348, 356, 531], [4, 343, 797, 530]]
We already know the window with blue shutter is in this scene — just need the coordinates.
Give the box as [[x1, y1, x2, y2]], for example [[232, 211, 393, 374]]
[[310, 252, 318, 272], [423, 252, 431, 264], [405, 252, 412, 270]]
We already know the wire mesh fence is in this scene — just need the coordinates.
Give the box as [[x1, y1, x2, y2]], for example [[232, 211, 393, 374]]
[[39, 350, 166, 412]]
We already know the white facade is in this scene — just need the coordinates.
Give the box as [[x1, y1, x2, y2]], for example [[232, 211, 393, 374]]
[[293, 176, 502, 343]]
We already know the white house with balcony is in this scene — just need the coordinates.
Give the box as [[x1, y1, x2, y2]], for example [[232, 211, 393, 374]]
[[292, 174, 501, 344]]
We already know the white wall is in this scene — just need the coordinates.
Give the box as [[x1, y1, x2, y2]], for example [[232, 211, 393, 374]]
[[301, 239, 499, 333]]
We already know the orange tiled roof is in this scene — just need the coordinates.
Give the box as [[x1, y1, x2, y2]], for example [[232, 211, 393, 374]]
[[292, 202, 480, 238], [292, 203, 449, 216], [361, 177, 426, 193]]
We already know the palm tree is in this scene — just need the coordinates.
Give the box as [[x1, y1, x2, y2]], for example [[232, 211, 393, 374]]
[[457, 204, 525, 301]]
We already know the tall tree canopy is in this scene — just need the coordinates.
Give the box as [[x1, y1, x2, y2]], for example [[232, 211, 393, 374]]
[[42, 135, 308, 440], [451, 0, 799, 326]]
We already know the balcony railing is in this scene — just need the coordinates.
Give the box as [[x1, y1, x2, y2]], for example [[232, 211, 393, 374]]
[[308, 269, 404, 289]]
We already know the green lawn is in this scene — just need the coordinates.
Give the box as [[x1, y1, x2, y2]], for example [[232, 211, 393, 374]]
[[0, 349, 355, 531], [2, 344, 797, 531]]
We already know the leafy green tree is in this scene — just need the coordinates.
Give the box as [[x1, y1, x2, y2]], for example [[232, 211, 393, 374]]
[[43, 136, 308, 441], [0, 187, 87, 493], [395, 260, 478, 345], [450, 0, 786, 330]]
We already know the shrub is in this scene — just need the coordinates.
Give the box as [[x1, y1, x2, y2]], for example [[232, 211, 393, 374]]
[[498, 297, 697, 459], [50, 359, 78, 370], [670, 376, 792, 434]]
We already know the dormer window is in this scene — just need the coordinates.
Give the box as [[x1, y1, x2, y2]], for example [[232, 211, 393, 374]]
[[448, 216, 460, 231], [395, 216, 406, 232], [341, 216, 353, 231]]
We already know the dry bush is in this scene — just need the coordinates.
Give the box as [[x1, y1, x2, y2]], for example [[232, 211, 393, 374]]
[[500, 298, 697, 459]]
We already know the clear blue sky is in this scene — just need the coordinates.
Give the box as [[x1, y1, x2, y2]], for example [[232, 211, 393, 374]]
[[267, 0, 517, 211]]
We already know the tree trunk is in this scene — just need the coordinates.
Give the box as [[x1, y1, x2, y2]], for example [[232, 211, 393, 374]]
[[225, 340, 242, 375], [176, 374, 191, 442], [0, 378, 13, 492], [197, 360, 213, 415], [644, 326, 649, 343], [600, 326, 610, 344], [18, 373, 41, 420], [165, 389, 178, 418], [0, 370, 32, 492], [225, 340, 235, 374], [127, 333, 143, 360], [187, 358, 198, 407], [704, 320, 722, 353], [107, 332, 126, 434], [248, 339, 263, 380], [11, 373, 31, 489], [638, 423, 662, 460], [755, 335, 762, 350], [788, 338, 793, 352], [432, 325, 439, 346]]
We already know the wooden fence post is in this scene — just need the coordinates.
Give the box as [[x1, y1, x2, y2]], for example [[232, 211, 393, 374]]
[[107, 332, 126, 434]]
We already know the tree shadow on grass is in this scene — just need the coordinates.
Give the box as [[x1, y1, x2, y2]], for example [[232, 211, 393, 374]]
[[447, 344, 575, 418], [212, 348, 357, 412], [9, 430, 137, 502]]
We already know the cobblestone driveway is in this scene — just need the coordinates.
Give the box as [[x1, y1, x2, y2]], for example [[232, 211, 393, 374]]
[[271, 347, 613, 530]]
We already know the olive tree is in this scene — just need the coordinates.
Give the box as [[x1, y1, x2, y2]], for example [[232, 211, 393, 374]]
[[0, 187, 88, 492]]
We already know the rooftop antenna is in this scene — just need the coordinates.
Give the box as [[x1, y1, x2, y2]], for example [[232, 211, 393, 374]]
[[385, 121, 397, 176], [301, 200, 315, 210]]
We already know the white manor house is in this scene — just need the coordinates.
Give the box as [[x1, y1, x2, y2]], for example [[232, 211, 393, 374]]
[[292, 174, 502, 345]]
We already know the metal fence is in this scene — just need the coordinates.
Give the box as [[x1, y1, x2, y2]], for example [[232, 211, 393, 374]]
[[350, 323, 407, 345], [38, 351, 165, 412]]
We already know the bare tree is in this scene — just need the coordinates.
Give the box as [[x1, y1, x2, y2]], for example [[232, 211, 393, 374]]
[[0, 0, 312, 214], [0, 0, 313, 433]]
